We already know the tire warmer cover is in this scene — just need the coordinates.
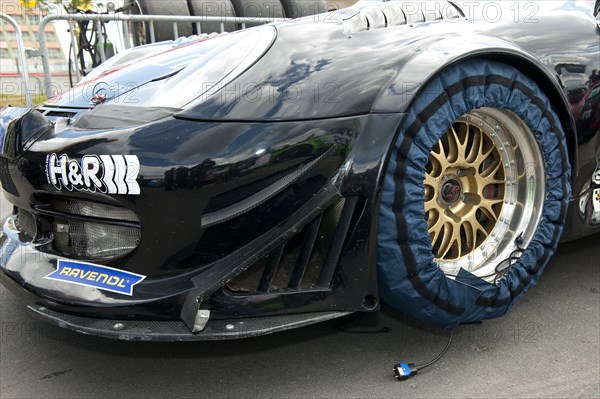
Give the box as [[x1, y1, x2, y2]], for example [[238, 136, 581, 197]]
[[377, 60, 571, 329]]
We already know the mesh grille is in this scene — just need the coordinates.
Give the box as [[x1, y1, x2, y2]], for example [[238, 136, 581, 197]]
[[65, 199, 139, 222], [0, 157, 19, 197], [226, 258, 267, 293], [16, 208, 37, 239]]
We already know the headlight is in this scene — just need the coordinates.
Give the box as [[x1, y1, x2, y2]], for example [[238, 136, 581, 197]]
[[51, 198, 141, 260], [62, 222, 141, 260]]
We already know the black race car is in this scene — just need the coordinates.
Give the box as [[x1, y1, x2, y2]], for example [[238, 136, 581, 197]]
[[1, 0, 599, 340]]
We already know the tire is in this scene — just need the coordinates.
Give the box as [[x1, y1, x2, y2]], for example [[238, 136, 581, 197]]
[[231, 0, 284, 28], [377, 59, 571, 329], [279, 0, 327, 18], [189, 0, 237, 34], [124, 0, 193, 46]]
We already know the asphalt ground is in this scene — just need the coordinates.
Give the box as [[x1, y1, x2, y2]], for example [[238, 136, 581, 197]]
[[0, 193, 599, 399]]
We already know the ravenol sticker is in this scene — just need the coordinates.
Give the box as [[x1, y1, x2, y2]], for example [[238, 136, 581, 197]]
[[44, 259, 146, 296], [45, 154, 141, 195]]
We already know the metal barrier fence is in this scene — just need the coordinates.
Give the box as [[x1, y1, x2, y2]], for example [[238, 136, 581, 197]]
[[0, 12, 34, 108], [37, 13, 286, 99]]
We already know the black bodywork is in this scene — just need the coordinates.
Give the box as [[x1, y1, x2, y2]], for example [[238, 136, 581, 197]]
[[1, 1, 599, 340]]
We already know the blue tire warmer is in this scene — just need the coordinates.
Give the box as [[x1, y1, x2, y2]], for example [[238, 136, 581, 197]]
[[377, 60, 572, 329]]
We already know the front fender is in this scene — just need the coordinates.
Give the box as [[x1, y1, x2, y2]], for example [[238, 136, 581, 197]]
[[372, 34, 578, 173]]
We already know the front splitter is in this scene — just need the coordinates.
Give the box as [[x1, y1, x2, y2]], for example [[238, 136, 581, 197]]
[[27, 304, 352, 341]]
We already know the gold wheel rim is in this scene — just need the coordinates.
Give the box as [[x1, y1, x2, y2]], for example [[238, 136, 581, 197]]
[[424, 108, 546, 282], [425, 119, 506, 261]]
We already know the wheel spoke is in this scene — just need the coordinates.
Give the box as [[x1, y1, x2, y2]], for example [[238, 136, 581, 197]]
[[428, 154, 443, 177], [476, 172, 505, 187], [463, 221, 474, 251], [449, 125, 468, 163], [428, 219, 441, 246], [465, 125, 483, 163], [427, 211, 446, 246], [429, 142, 447, 169], [478, 202, 500, 223], [424, 197, 436, 213], [424, 173, 438, 189], [474, 138, 497, 170], [437, 222, 455, 259], [481, 158, 503, 179], [468, 218, 488, 237]]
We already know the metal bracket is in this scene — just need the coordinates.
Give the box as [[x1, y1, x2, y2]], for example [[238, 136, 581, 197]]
[[192, 310, 211, 333]]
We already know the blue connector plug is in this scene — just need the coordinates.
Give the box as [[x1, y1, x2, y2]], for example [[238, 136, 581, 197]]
[[394, 363, 418, 381]]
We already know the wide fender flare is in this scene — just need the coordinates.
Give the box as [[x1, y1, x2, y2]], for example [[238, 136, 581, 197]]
[[372, 34, 578, 171]]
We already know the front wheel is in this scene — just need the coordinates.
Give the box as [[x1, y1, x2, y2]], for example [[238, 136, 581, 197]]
[[377, 59, 571, 329]]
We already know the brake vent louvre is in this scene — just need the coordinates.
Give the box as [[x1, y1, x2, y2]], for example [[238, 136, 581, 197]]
[[0, 157, 19, 197], [341, 1, 462, 34], [226, 197, 360, 294]]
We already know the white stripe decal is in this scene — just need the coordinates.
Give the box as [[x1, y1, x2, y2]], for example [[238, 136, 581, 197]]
[[112, 155, 128, 195], [100, 155, 117, 194], [125, 155, 141, 195]]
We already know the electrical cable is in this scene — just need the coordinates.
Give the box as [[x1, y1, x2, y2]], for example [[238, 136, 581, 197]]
[[335, 313, 453, 380], [392, 236, 525, 381], [393, 329, 453, 381]]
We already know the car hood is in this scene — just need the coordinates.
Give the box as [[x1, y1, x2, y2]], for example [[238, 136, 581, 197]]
[[44, 26, 278, 110]]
